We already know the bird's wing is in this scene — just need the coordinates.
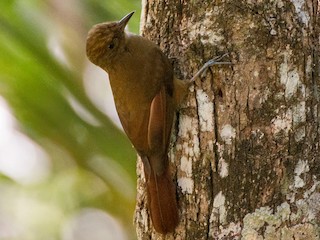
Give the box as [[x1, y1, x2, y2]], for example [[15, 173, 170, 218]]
[[148, 86, 166, 153], [147, 84, 174, 175]]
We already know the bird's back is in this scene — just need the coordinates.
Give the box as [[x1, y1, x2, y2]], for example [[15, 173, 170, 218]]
[[108, 33, 174, 156]]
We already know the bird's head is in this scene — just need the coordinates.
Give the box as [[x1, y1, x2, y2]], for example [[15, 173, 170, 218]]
[[86, 11, 134, 69]]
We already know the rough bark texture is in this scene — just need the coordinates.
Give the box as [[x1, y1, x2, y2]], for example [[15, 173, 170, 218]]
[[135, 0, 320, 239]]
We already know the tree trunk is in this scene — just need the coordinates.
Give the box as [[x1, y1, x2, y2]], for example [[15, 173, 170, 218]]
[[135, 0, 320, 239]]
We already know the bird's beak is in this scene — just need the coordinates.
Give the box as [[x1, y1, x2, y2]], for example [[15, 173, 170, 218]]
[[118, 11, 135, 30]]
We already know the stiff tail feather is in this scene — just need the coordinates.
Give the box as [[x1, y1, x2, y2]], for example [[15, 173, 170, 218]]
[[146, 166, 179, 234]]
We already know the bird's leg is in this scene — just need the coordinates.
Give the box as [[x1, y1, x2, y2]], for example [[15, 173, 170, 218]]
[[173, 53, 232, 107], [188, 53, 231, 83]]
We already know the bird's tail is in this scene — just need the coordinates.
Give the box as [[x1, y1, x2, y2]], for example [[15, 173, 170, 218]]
[[145, 164, 179, 234]]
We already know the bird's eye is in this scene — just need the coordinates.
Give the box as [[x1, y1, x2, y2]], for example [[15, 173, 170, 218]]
[[107, 38, 118, 50], [108, 43, 115, 49]]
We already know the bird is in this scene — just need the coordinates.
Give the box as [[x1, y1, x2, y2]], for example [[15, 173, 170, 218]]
[[86, 11, 230, 234]]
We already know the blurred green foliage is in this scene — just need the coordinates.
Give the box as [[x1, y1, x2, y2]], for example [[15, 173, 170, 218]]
[[0, 0, 141, 239]]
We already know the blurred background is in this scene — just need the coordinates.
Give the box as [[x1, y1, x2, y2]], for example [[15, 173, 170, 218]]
[[0, 0, 141, 239]]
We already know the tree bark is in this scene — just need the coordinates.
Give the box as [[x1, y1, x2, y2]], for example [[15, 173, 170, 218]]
[[135, 0, 320, 239]]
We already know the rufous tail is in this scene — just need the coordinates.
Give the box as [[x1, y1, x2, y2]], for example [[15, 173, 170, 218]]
[[146, 166, 179, 234]]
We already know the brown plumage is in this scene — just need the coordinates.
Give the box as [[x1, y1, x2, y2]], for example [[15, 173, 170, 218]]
[[86, 11, 231, 234], [86, 12, 181, 234]]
